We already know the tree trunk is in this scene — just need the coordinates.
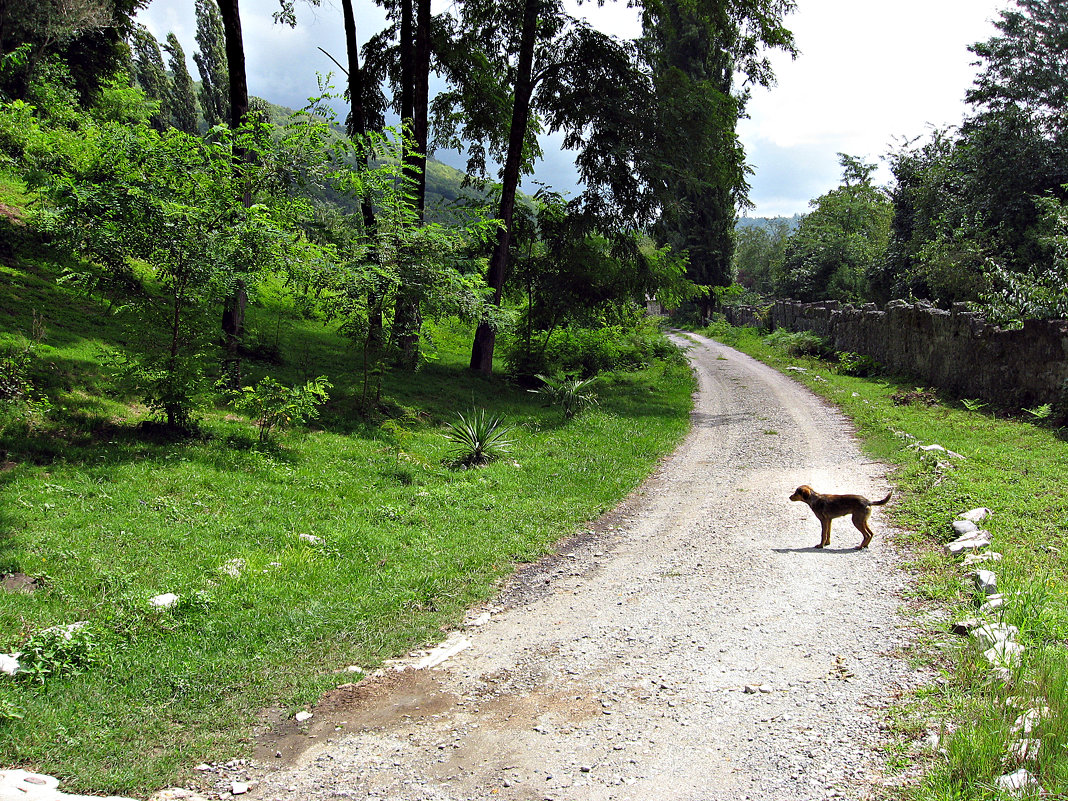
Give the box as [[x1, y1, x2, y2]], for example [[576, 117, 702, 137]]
[[217, 0, 250, 385], [341, 0, 385, 401], [470, 0, 538, 374], [393, 0, 430, 370]]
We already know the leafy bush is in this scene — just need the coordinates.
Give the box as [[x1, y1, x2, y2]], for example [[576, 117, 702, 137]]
[[16, 623, 98, 685], [0, 335, 51, 432], [529, 374, 599, 420], [762, 329, 831, 358], [229, 375, 332, 442], [505, 319, 676, 381], [836, 351, 881, 377], [444, 408, 515, 468]]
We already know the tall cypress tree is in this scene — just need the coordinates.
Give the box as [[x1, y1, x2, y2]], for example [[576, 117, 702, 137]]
[[164, 33, 199, 134], [130, 23, 170, 129], [193, 0, 228, 127]]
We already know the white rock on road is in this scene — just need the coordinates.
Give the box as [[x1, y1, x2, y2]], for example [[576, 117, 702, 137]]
[[247, 331, 922, 801]]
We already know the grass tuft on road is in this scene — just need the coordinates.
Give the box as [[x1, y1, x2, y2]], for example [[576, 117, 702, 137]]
[[696, 319, 1068, 800]]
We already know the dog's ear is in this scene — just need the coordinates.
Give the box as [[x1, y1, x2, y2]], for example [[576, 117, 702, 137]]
[[798, 485, 812, 500]]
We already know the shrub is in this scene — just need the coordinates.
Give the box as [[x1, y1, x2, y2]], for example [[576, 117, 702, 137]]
[[836, 351, 881, 377], [530, 374, 599, 420], [229, 375, 332, 442], [16, 623, 98, 685], [763, 329, 831, 358]]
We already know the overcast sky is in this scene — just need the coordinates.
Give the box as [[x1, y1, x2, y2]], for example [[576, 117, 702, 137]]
[[136, 0, 1008, 218]]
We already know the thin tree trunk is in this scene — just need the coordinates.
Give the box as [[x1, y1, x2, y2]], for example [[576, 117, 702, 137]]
[[341, 0, 385, 402], [470, 0, 538, 374], [217, 0, 250, 385]]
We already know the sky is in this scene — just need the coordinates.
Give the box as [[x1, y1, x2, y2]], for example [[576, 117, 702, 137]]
[[136, 0, 1008, 218]]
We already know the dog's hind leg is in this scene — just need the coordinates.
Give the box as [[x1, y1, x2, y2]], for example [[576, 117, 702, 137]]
[[852, 510, 874, 549]]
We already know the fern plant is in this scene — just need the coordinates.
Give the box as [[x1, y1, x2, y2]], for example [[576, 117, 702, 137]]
[[445, 408, 515, 468]]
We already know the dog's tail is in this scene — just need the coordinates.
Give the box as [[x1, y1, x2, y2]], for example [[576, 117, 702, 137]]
[[871, 491, 892, 506]]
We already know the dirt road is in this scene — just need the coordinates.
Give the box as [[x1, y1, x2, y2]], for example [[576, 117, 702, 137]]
[[247, 331, 921, 801]]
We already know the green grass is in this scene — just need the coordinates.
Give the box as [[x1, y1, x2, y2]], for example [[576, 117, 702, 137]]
[[0, 172, 695, 794], [696, 318, 1068, 800]]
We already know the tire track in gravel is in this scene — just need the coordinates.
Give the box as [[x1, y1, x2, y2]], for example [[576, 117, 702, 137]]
[[246, 331, 924, 801]]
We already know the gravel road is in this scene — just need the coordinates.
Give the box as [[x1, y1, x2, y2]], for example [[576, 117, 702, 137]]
[[244, 331, 924, 801]]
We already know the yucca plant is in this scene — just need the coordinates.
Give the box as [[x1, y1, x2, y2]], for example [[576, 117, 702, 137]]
[[445, 408, 515, 467], [531, 374, 599, 420]]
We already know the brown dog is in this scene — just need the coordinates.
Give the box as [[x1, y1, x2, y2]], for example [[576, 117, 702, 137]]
[[789, 485, 892, 549]]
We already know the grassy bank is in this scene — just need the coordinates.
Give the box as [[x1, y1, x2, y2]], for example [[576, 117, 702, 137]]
[[698, 319, 1068, 800], [0, 178, 694, 794]]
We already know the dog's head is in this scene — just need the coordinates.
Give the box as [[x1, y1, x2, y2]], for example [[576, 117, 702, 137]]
[[790, 485, 814, 503]]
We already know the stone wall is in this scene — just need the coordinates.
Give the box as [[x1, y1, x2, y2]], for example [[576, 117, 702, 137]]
[[723, 299, 1068, 409]]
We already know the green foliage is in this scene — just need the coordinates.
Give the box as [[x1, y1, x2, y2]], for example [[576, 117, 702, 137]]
[[444, 407, 515, 467], [229, 375, 332, 442], [776, 154, 892, 303], [530, 374, 599, 420], [15, 623, 99, 685], [733, 218, 793, 294], [762, 329, 830, 358], [836, 351, 880, 377], [193, 0, 229, 127]]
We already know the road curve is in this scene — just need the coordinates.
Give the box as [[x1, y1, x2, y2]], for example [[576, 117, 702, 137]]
[[247, 331, 921, 801]]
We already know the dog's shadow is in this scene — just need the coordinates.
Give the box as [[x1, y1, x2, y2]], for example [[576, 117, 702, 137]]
[[772, 546, 866, 554]]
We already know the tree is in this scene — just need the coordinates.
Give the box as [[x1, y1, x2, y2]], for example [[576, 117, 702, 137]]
[[636, 0, 797, 317], [33, 107, 303, 428], [193, 0, 228, 127], [0, 0, 146, 102], [164, 33, 199, 134], [129, 24, 169, 130], [733, 218, 792, 294], [776, 154, 891, 303]]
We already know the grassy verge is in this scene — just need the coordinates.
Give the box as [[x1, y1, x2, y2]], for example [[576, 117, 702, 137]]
[[696, 318, 1068, 800], [0, 174, 695, 794]]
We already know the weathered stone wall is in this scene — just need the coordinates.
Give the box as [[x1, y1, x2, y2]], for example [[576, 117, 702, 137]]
[[724, 299, 1068, 409]]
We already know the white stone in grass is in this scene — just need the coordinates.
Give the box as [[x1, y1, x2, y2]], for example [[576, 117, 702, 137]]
[[295, 711, 313, 723], [952, 519, 979, 536], [230, 781, 250, 795], [962, 551, 1002, 566], [1010, 738, 1042, 762], [960, 507, 992, 523], [979, 594, 1007, 614], [971, 623, 1019, 650], [0, 654, 20, 676], [974, 570, 998, 595], [298, 534, 324, 546], [996, 768, 1036, 795], [914, 443, 965, 459], [149, 592, 180, 609], [41, 621, 89, 639], [219, 558, 246, 578], [946, 530, 992, 554], [984, 641, 1025, 669], [1011, 708, 1050, 735]]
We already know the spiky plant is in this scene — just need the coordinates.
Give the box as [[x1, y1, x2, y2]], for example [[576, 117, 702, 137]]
[[531, 374, 599, 420], [445, 408, 515, 467]]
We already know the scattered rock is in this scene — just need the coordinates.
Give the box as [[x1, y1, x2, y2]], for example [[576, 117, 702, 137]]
[[973, 570, 998, 595], [951, 618, 982, 635], [1011, 708, 1050, 735], [412, 632, 471, 670], [962, 551, 1002, 566], [914, 443, 965, 459], [1009, 738, 1041, 762], [984, 641, 1024, 669], [952, 519, 978, 536], [959, 508, 992, 523], [230, 781, 250, 795], [0, 653, 20, 676], [465, 612, 492, 627], [996, 768, 1036, 795], [979, 594, 1006, 614], [946, 530, 991, 554], [41, 621, 89, 639], [298, 534, 324, 546], [149, 790, 211, 801], [295, 711, 313, 723], [971, 624, 1019, 650], [149, 592, 180, 609], [219, 558, 246, 578]]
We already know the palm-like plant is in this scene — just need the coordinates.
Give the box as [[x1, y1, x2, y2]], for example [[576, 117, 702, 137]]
[[445, 408, 515, 467], [531, 374, 599, 420]]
